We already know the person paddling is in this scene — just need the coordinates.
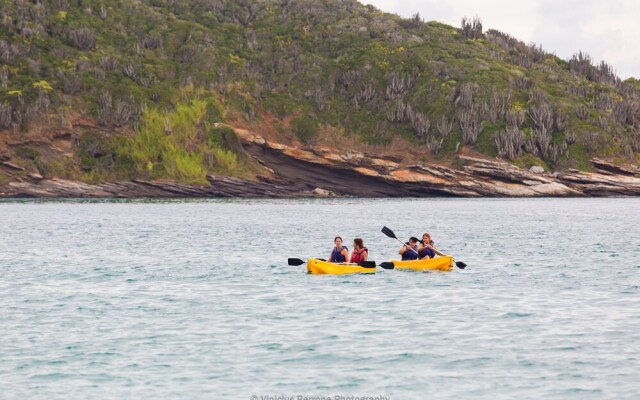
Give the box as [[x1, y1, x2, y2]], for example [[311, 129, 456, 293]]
[[419, 232, 445, 259], [399, 237, 419, 260], [329, 236, 349, 263], [350, 238, 368, 263]]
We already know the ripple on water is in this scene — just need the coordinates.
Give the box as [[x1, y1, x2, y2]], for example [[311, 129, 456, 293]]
[[0, 198, 639, 399]]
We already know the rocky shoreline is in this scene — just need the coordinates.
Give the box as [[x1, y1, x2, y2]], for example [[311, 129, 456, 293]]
[[1, 127, 639, 198]]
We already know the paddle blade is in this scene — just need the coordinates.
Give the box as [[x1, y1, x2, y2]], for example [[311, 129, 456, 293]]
[[455, 261, 467, 269], [381, 226, 398, 239], [358, 261, 376, 268], [379, 262, 395, 269], [287, 258, 305, 266]]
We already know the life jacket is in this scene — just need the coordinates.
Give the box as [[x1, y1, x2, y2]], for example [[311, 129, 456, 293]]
[[419, 247, 436, 259], [401, 244, 419, 260], [350, 247, 368, 263], [331, 246, 348, 262]]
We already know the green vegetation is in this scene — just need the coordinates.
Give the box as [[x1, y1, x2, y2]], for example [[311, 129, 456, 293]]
[[292, 115, 318, 145], [74, 98, 247, 183], [15, 147, 40, 161], [0, 0, 638, 185]]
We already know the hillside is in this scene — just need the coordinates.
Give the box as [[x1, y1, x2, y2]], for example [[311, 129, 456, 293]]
[[1, 0, 639, 190]]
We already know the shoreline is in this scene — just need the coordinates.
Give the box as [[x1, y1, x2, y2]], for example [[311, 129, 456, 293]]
[[2, 128, 639, 198]]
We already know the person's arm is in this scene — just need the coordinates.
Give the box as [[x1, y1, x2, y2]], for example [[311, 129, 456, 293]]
[[328, 250, 334, 262], [426, 243, 445, 257], [398, 245, 406, 255], [361, 250, 368, 262], [341, 248, 349, 263]]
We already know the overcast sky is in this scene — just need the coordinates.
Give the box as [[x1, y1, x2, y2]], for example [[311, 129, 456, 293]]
[[364, 0, 640, 79]]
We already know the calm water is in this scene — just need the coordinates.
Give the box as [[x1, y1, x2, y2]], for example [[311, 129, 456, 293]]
[[0, 198, 639, 399]]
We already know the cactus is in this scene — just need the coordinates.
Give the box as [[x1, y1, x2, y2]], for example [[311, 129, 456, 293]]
[[481, 87, 510, 123], [356, 83, 376, 104], [62, 72, 81, 94], [461, 16, 483, 39], [453, 82, 476, 110], [576, 105, 589, 120], [426, 136, 443, 154], [565, 130, 578, 145], [554, 109, 568, 132], [411, 112, 431, 138], [99, 55, 119, 72], [97, 91, 112, 126], [581, 131, 603, 153], [630, 128, 640, 152], [436, 115, 453, 137], [598, 115, 609, 132], [495, 126, 524, 160], [0, 102, 11, 129], [506, 108, 525, 128], [528, 102, 553, 134], [384, 71, 416, 100], [458, 110, 482, 144], [0, 67, 7, 89], [70, 28, 95, 51]]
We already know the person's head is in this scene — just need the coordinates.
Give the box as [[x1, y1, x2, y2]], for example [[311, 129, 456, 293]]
[[334, 236, 343, 247], [422, 232, 432, 244], [408, 237, 418, 246], [353, 238, 363, 250]]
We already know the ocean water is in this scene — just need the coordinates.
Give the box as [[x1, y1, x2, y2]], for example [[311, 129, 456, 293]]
[[0, 198, 639, 399]]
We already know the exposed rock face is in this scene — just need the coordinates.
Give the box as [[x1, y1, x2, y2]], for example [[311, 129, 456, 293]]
[[232, 128, 640, 197], [0, 177, 316, 198], [1, 128, 639, 198], [590, 158, 640, 176]]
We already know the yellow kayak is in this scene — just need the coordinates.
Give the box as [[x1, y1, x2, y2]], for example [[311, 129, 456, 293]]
[[307, 258, 376, 275], [388, 256, 454, 272]]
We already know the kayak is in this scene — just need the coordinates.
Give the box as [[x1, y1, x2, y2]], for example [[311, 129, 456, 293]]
[[388, 256, 454, 272], [307, 258, 376, 275]]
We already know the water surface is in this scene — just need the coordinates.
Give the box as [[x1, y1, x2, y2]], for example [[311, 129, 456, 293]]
[[1, 198, 638, 399]]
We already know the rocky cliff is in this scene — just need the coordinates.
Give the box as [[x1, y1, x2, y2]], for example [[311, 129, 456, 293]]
[[2, 126, 639, 198]]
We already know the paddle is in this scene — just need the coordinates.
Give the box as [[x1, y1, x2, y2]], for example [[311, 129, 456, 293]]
[[288, 258, 306, 266], [379, 262, 395, 269], [287, 258, 376, 268], [380, 226, 467, 269], [380, 226, 420, 255]]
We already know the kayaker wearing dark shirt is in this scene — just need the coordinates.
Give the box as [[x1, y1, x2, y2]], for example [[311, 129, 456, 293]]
[[329, 236, 349, 263], [419, 232, 445, 259], [350, 238, 368, 263], [399, 237, 419, 260]]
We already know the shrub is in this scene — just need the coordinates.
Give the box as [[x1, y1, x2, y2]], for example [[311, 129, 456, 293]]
[[211, 148, 239, 172], [207, 125, 243, 153], [16, 146, 40, 160], [164, 149, 207, 182], [205, 97, 224, 123], [292, 115, 318, 144]]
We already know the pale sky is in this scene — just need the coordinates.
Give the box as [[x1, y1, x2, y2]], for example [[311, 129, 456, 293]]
[[364, 0, 640, 79]]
